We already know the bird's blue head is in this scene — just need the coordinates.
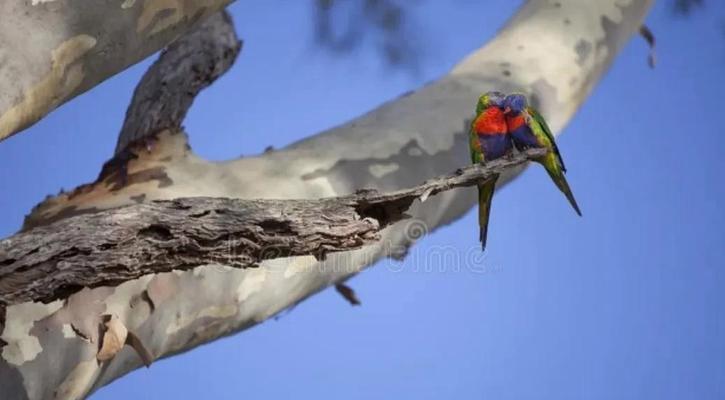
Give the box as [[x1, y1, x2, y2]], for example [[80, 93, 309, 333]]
[[476, 91, 506, 114], [504, 93, 528, 115]]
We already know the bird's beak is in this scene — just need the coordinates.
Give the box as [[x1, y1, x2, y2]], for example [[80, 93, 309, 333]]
[[503, 107, 511, 115]]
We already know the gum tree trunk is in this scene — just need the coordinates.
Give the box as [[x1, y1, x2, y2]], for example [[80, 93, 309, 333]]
[[0, 0, 232, 142], [0, 1, 653, 399]]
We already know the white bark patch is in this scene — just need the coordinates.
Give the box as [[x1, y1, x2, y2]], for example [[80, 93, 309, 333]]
[[282, 255, 318, 279], [61, 324, 75, 339], [138, 0, 180, 35], [30, 0, 58, 5], [0, 300, 63, 365], [55, 359, 100, 400], [193, 264, 228, 277], [236, 268, 268, 303], [103, 275, 154, 328], [368, 162, 400, 178], [165, 304, 238, 336], [292, 176, 338, 198], [121, 0, 136, 9], [137, 0, 229, 35], [0, 34, 96, 140], [146, 272, 179, 308], [419, 187, 435, 203]]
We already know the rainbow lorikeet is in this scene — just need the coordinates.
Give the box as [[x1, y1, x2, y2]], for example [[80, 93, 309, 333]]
[[503, 94, 582, 216], [469, 91, 512, 251]]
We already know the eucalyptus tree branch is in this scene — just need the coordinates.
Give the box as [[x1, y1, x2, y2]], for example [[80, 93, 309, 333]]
[[0, 148, 544, 308], [116, 10, 241, 154], [0, 1, 653, 399], [0, 0, 233, 143]]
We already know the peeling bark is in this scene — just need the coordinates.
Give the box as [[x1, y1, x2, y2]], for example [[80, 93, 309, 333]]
[[0, 148, 544, 308], [0, 1, 653, 399]]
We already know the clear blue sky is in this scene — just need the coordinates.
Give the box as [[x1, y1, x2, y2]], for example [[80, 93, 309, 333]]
[[1, 1, 724, 399]]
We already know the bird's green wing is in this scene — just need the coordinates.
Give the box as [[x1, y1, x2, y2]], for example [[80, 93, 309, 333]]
[[527, 106, 566, 172], [469, 119, 484, 164]]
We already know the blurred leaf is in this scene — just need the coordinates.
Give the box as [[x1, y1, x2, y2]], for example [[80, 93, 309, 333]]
[[673, 0, 704, 15], [313, 0, 421, 70]]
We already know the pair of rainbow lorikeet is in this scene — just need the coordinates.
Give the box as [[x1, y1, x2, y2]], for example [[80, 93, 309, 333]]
[[469, 91, 581, 251]]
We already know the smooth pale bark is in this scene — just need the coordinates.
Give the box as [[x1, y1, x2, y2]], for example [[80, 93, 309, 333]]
[[0, 0, 232, 142], [0, 1, 653, 399]]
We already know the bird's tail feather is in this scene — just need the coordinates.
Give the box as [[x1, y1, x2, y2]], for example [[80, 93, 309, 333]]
[[477, 177, 497, 251], [543, 159, 582, 216]]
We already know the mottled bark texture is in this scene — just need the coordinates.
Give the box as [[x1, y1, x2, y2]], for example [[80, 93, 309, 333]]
[[0, 0, 233, 142], [0, 1, 653, 399], [0, 148, 544, 308]]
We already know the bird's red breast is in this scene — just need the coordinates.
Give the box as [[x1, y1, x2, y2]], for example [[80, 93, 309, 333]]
[[474, 107, 507, 136], [505, 114, 527, 132]]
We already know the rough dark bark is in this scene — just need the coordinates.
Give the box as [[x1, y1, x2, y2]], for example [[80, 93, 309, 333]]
[[115, 10, 242, 153], [0, 148, 544, 311]]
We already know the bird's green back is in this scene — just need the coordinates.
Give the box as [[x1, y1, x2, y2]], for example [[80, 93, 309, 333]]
[[469, 119, 483, 164], [526, 106, 566, 172]]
